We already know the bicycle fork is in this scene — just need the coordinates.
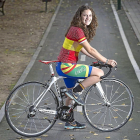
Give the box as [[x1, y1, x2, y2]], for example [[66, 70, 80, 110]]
[[96, 82, 111, 107]]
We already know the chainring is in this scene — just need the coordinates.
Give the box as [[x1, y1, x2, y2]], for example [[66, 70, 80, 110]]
[[58, 106, 74, 122]]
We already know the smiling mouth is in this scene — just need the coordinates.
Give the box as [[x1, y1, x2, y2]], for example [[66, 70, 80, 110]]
[[85, 20, 91, 23]]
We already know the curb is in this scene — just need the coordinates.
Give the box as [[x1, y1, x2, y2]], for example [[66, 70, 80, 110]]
[[122, 2, 140, 42], [0, 0, 63, 123]]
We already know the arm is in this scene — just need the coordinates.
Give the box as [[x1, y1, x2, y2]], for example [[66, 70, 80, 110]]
[[81, 40, 117, 66], [81, 47, 96, 60]]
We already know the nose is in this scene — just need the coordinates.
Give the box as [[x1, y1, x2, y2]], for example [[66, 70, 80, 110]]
[[86, 15, 90, 20]]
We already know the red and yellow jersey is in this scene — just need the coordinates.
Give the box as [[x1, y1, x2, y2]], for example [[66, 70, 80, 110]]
[[57, 26, 87, 63]]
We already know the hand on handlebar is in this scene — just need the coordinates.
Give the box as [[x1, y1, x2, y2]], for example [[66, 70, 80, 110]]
[[91, 60, 117, 79], [92, 60, 117, 68], [107, 59, 117, 67]]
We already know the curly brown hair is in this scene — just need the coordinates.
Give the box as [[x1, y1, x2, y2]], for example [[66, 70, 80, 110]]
[[65, 5, 98, 42]]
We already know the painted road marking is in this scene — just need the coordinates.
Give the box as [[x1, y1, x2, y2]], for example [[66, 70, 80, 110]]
[[77, 106, 82, 112], [80, 55, 86, 61]]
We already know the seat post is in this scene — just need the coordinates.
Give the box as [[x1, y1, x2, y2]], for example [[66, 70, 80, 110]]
[[49, 64, 54, 76]]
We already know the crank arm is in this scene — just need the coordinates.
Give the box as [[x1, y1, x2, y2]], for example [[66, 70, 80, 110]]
[[38, 108, 57, 115]]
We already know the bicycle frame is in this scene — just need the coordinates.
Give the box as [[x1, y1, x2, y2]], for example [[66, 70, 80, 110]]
[[33, 63, 108, 109], [33, 64, 67, 109]]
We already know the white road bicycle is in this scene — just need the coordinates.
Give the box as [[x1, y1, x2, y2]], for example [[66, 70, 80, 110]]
[[5, 60, 134, 137]]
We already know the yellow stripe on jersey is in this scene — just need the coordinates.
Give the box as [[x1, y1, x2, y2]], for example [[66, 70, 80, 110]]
[[78, 37, 86, 43], [63, 38, 75, 50], [63, 38, 83, 52]]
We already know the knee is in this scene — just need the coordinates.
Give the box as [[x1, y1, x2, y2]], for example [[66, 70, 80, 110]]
[[98, 69, 104, 77], [94, 69, 104, 78], [90, 68, 104, 78]]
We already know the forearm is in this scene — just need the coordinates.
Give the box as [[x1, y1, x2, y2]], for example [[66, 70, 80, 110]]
[[81, 48, 96, 59], [89, 48, 107, 63], [81, 41, 117, 67], [81, 41, 107, 63]]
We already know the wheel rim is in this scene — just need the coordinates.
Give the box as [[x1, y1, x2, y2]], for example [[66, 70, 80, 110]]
[[5, 82, 58, 137], [83, 79, 134, 131]]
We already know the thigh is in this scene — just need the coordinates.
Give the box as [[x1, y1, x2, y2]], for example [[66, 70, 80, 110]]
[[90, 67, 104, 77], [60, 63, 93, 78]]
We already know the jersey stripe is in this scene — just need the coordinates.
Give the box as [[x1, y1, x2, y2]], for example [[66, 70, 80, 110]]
[[64, 64, 76, 74]]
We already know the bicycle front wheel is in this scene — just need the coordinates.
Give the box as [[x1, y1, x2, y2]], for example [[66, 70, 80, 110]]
[[5, 82, 58, 137], [83, 78, 134, 132]]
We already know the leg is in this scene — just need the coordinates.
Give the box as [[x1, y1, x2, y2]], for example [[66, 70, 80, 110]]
[[66, 67, 104, 105], [81, 67, 104, 88], [65, 96, 73, 106]]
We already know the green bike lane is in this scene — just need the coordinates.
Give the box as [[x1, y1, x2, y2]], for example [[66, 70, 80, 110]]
[[1, 0, 140, 139]]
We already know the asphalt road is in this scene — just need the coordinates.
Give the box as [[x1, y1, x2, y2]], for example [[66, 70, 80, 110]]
[[1, 0, 140, 140]]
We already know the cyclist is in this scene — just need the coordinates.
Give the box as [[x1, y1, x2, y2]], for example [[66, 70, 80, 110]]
[[56, 5, 117, 129]]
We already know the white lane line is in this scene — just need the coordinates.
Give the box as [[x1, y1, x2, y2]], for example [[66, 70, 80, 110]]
[[80, 55, 86, 61], [110, 0, 140, 83]]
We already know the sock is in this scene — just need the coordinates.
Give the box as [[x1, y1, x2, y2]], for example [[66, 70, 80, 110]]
[[73, 83, 84, 93]]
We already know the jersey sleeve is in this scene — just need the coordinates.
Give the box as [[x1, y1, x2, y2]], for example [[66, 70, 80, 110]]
[[66, 26, 87, 44]]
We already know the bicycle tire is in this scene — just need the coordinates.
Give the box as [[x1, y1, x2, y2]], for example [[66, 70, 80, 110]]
[[83, 78, 134, 132], [5, 81, 59, 137]]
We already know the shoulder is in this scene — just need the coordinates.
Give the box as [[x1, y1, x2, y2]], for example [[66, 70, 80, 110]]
[[68, 26, 85, 36], [69, 26, 83, 32]]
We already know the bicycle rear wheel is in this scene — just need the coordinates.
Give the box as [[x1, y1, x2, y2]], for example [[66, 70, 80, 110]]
[[5, 82, 58, 137], [83, 78, 134, 132]]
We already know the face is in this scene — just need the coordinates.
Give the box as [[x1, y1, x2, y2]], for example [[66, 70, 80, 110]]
[[81, 9, 92, 26]]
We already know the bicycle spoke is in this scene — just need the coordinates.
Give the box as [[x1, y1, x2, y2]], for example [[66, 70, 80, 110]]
[[110, 84, 121, 102], [103, 108, 107, 126], [112, 105, 130, 107], [27, 86, 29, 103], [33, 85, 35, 104], [109, 108, 118, 124], [91, 109, 102, 120], [83, 79, 133, 132], [111, 106, 128, 114], [33, 119, 38, 133], [23, 118, 30, 132], [110, 106, 123, 119], [89, 97, 104, 104], [110, 82, 114, 102], [21, 90, 30, 105], [13, 102, 27, 108], [112, 97, 129, 104], [96, 109, 106, 124], [38, 87, 42, 96], [12, 110, 27, 123], [10, 108, 25, 111], [36, 113, 45, 129], [90, 106, 105, 113], [5, 82, 58, 137], [111, 90, 126, 104], [12, 111, 26, 116], [15, 94, 29, 105]]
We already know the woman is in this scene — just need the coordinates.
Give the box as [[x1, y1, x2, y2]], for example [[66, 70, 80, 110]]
[[56, 5, 117, 129]]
